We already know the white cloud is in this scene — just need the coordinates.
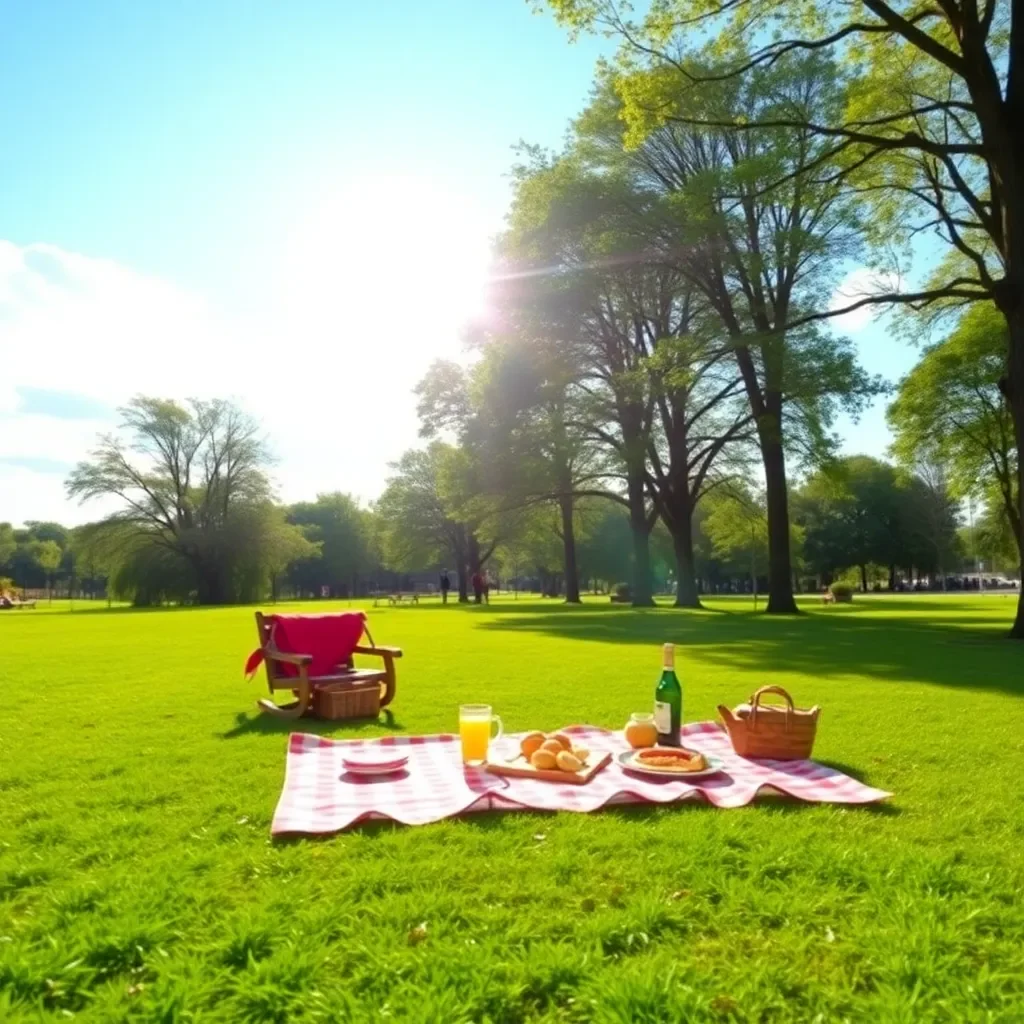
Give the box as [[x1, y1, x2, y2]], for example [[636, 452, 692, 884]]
[[1, 199, 492, 526], [828, 267, 901, 332]]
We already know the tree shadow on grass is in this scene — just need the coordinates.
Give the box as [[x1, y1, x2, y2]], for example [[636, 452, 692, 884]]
[[478, 603, 1024, 698], [220, 708, 404, 739]]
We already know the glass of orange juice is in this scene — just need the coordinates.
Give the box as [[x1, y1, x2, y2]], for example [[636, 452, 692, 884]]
[[459, 704, 503, 766]]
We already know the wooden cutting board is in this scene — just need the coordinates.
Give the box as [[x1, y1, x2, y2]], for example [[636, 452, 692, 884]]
[[486, 750, 612, 785]]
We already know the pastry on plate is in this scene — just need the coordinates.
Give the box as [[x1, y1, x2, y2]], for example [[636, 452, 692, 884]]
[[635, 748, 709, 773]]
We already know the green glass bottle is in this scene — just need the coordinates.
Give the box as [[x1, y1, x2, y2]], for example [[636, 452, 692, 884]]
[[654, 643, 682, 747]]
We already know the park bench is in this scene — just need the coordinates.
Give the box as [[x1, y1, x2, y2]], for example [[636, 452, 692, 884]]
[[373, 592, 420, 607]]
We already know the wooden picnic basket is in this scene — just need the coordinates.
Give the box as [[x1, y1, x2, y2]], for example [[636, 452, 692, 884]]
[[314, 679, 382, 721], [717, 686, 820, 760]]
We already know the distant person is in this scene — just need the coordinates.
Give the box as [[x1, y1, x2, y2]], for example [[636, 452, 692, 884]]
[[482, 575, 491, 604], [440, 570, 451, 605], [471, 571, 483, 604], [0, 592, 12, 609]]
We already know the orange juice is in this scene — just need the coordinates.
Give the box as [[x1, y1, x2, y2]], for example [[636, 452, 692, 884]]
[[459, 716, 492, 764], [459, 703, 502, 765]]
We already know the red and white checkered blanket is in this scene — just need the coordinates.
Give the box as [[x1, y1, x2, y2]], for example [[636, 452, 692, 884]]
[[271, 722, 891, 835]]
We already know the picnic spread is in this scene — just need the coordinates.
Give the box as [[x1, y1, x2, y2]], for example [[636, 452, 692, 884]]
[[247, 621, 891, 836], [271, 722, 890, 835]]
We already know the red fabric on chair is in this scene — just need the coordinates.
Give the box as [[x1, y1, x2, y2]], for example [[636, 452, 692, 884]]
[[244, 612, 367, 679]]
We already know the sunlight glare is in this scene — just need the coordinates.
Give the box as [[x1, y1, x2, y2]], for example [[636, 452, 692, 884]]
[[280, 175, 492, 356]]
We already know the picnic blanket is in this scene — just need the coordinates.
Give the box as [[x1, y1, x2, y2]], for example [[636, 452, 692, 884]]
[[271, 722, 891, 835]]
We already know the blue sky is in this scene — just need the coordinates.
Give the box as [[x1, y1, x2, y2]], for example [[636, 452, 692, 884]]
[[0, 0, 915, 527]]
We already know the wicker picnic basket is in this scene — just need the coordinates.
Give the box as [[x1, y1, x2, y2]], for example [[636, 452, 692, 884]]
[[717, 686, 820, 760], [314, 679, 382, 720]]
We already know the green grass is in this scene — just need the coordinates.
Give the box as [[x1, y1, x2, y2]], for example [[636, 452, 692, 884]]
[[2, 594, 1023, 1022]]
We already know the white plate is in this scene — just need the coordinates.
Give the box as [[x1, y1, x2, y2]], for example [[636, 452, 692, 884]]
[[617, 750, 725, 781], [341, 753, 409, 777], [341, 762, 409, 778]]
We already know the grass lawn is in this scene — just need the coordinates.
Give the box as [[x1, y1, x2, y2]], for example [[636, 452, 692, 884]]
[[2, 594, 1023, 1022]]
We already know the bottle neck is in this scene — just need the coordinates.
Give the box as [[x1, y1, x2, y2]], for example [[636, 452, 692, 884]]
[[662, 644, 675, 670]]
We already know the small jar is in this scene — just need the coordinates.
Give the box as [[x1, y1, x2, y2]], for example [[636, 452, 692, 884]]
[[625, 712, 658, 749]]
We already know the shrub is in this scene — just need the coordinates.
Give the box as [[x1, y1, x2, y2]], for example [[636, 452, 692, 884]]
[[829, 582, 854, 603], [610, 582, 632, 603]]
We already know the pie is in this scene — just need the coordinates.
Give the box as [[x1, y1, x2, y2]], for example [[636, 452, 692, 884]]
[[635, 748, 708, 773]]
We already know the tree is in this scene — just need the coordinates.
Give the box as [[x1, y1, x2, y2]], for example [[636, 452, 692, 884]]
[[70, 522, 117, 601], [498, 150, 668, 606], [889, 303, 1019, 566], [971, 489, 1021, 575], [416, 347, 597, 604], [701, 485, 771, 605], [541, 0, 1024, 636], [575, 503, 634, 590], [562, 50, 877, 613], [642, 321, 755, 607], [244, 504, 319, 604], [375, 443, 500, 602], [798, 456, 922, 589], [902, 464, 963, 584], [287, 493, 375, 598], [67, 396, 289, 605], [0, 523, 15, 569], [32, 539, 62, 602]]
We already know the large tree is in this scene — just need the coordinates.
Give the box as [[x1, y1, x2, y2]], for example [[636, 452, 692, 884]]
[[568, 58, 878, 612], [541, 0, 1024, 634], [66, 396, 302, 605], [499, 150, 672, 606]]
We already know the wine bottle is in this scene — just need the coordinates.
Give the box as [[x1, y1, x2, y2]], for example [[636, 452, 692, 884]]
[[654, 643, 682, 747]]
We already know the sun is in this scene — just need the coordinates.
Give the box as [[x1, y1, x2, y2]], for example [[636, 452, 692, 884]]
[[279, 175, 492, 351]]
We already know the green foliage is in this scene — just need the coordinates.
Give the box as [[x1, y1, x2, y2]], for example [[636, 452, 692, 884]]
[[536, 0, 1023, 630], [576, 505, 634, 585], [65, 397, 303, 605], [374, 443, 504, 589], [287, 494, 374, 595], [888, 303, 1019, 560], [0, 522, 73, 590], [795, 456, 957, 582], [700, 484, 806, 581], [30, 539, 62, 576], [1, 597, 1023, 1020], [829, 581, 854, 601], [0, 523, 15, 566]]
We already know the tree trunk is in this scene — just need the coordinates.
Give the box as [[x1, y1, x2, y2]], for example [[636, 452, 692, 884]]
[[761, 434, 798, 614], [627, 470, 654, 607], [468, 534, 482, 576], [559, 494, 581, 604], [860, 564, 868, 593], [670, 505, 701, 609], [193, 558, 227, 605], [1005, 305, 1024, 637]]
